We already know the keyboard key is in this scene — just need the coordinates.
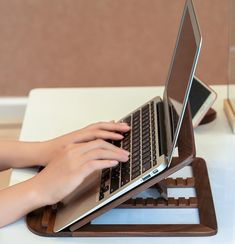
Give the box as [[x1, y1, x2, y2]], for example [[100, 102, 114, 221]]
[[101, 168, 110, 182], [132, 141, 140, 148], [123, 143, 130, 151], [110, 176, 120, 193], [123, 116, 131, 125], [113, 140, 121, 148], [121, 167, 130, 186], [142, 155, 151, 165], [132, 137, 140, 145], [132, 165, 140, 174], [99, 192, 104, 200], [121, 161, 130, 171], [142, 161, 151, 172], [142, 152, 151, 160], [142, 104, 149, 112], [133, 110, 140, 118], [132, 160, 140, 169], [142, 146, 150, 155], [131, 170, 141, 180], [132, 146, 140, 154], [142, 143, 150, 150], [121, 176, 130, 186], [132, 151, 140, 158], [103, 185, 109, 192], [110, 165, 120, 193]]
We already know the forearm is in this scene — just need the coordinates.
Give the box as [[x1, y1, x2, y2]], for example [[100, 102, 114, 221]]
[[0, 122, 130, 171], [0, 177, 46, 228], [0, 141, 49, 170]]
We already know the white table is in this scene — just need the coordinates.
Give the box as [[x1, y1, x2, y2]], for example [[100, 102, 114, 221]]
[[1, 85, 235, 244]]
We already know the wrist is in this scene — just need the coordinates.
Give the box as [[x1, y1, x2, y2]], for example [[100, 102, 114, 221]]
[[29, 174, 54, 207], [36, 140, 58, 167], [40, 140, 60, 166], [28, 141, 47, 167], [24, 176, 49, 209]]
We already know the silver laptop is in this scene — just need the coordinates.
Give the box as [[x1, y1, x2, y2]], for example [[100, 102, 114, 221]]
[[54, 0, 202, 232]]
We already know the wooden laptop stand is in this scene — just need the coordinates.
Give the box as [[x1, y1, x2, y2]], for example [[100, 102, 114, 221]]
[[26, 105, 217, 237]]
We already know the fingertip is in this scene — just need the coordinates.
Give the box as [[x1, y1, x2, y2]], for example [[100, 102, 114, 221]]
[[121, 122, 130, 126], [117, 134, 124, 138], [122, 150, 130, 156], [110, 160, 119, 166], [117, 123, 131, 130], [123, 124, 131, 130], [125, 126, 131, 130]]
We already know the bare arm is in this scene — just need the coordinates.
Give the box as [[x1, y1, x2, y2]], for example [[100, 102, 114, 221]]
[[0, 177, 44, 226], [0, 141, 49, 171], [0, 121, 129, 171]]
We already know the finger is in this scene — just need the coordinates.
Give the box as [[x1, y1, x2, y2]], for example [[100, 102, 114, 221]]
[[68, 129, 124, 144], [90, 121, 131, 132], [77, 130, 125, 143], [76, 139, 130, 156], [81, 159, 119, 178], [96, 131, 124, 140], [82, 148, 129, 162]]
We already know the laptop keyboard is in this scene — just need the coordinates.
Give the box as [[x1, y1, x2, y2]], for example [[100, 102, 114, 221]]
[[99, 101, 161, 201]]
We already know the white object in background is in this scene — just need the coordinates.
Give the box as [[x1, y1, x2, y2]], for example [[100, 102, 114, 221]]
[[0, 97, 27, 125]]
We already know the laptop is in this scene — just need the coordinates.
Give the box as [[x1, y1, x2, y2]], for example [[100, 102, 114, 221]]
[[54, 0, 202, 232]]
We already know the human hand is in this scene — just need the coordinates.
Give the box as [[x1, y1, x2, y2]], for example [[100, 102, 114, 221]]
[[32, 139, 130, 205], [41, 121, 130, 166]]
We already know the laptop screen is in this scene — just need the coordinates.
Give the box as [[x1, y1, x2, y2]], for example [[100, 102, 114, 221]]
[[163, 0, 201, 164]]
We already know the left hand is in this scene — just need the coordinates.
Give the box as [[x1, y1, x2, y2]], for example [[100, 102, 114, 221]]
[[41, 121, 131, 166]]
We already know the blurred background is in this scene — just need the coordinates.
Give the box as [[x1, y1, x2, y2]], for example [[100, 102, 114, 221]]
[[0, 0, 229, 96]]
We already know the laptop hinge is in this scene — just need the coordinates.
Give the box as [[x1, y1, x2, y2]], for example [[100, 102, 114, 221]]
[[156, 101, 167, 157]]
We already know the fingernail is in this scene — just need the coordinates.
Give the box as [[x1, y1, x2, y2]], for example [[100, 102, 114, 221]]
[[118, 134, 124, 138], [121, 122, 130, 126], [110, 160, 119, 165], [122, 150, 130, 156]]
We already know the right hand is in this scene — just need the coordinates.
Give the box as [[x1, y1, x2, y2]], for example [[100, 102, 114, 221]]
[[32, 139, 130, 205]]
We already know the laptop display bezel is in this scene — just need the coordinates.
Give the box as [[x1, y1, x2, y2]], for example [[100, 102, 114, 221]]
[[162, 0, 202, 166]]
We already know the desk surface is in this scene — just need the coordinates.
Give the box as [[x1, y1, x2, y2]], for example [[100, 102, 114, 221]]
[[1, 85, 235, 244]]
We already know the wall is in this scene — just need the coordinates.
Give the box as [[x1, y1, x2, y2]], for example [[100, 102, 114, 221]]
[[0, 0, 229, 96]]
